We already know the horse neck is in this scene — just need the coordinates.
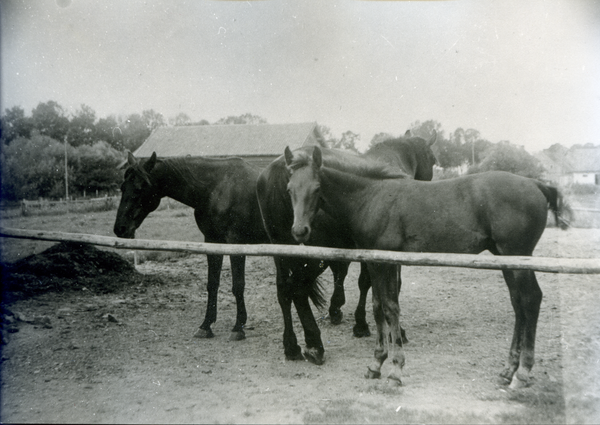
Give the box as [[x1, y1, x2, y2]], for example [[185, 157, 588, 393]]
[[152, 159, 223, 208], [364, 143, 417, 179], [318, 167, 371, 221]]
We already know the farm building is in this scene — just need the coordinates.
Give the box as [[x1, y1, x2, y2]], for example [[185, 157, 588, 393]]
[[133, 122, 325, 168], [536, 145, 600, 186]]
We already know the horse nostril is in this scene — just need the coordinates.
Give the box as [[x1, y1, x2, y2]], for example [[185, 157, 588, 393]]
[[114, 224, 132, 238], [292, 225, 310, 241]]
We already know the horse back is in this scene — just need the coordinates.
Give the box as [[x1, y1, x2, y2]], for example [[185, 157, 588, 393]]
[[200, 158, 267, 244], [355, 171, 550, 255]]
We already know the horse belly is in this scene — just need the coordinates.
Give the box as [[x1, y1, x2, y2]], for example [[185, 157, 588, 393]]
[[365, 204, 491, 255]]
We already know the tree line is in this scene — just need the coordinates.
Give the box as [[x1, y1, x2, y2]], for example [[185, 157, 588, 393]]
[[0, 100, 553, 203], [321, 119, 546, 179]]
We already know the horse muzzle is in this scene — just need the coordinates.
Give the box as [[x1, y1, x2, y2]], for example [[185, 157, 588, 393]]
[[113, 224, 136, 239], [291, 224, 311, 244]]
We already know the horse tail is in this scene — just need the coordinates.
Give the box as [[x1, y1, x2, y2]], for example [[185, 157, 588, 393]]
[[295, 262, 326, 309], [535, 181, 570, 230], [308, 276, 326, 309]]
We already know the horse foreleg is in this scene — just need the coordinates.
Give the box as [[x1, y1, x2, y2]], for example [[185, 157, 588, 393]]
[[328, 261, 348, 325], [293, 293, 325, 365], [275, 257, 303, 361], [229, 255, 247, 341], [501, 269, 542, 389], [195, 254, 223, 338]]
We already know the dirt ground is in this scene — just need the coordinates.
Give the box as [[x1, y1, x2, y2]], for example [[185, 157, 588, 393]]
[[1, 227, 599, 424]]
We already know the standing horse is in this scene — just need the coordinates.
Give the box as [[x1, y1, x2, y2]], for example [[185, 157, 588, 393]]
[[284, 145, 567, 388], [113, 152, 269, 341], [256, 132, 437, 364]]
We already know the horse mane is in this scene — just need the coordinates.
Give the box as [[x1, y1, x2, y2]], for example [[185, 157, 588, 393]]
[[366, 135, 423, 157], [290, 147, 409, 180]]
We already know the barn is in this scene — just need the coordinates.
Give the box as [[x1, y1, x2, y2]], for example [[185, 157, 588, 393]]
[[536, 145, 600, 186], [133, 122, 325, 168]]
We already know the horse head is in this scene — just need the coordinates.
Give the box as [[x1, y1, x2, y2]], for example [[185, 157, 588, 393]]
[[284, 146, 323, 244], [415, 130, 438, 181], [113, 151, 161, 239]]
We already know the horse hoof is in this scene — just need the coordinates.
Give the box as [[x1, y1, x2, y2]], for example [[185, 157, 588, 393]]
[[387, 374, 403, 386], [285, 352, 305, 362], [303, 347, 325, 365], [353, 324, 371, 338], [229, 331, 245, 341], [194, 328, 214, 338], [365, 368, 381, 379], [329, 310, 343, 325], [499, 367, 516, 383], [509, 374, 530, 389]]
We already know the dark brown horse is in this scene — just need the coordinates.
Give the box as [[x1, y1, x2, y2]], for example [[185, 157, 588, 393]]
[[256, 132, 437, 364], [114, 152, 269, 341], [284, 145, 567, 388]]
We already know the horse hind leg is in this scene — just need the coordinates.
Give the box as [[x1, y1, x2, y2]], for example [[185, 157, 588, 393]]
[[365, 263, 404, 385], [328, 261, 348, 325], [501, 269, 542, 389], [353, 263, 371, 337], [365, 295, 387, 379], [354, 263, 407, 342], [229, 255, 247, 341], [194, 254, 224, 338]]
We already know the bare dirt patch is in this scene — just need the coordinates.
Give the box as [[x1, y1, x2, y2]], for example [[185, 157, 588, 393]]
[[1, 226, 598, 423]]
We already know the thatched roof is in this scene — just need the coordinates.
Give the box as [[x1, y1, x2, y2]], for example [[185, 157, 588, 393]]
[[537, 146, 600, 174], [133, 122, 324, 158]]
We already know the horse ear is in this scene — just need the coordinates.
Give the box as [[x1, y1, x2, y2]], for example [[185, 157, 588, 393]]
[[404, 129, 412, 137], [313, 146, 322, 168], [127, 151, 137, 166], [144, 152, 157, 172], [284, 146, 294, 166], [428, 131, 437, 146]]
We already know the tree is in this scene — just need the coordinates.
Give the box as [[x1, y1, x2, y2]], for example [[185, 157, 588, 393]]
[[450, 128, 493, 165], [121, 113, 151, 152], [31, 101, 70, 142], [0, 134, 71, 200], [410, 119, 444, 141], [71, 141, 125, 195], [68, 104, 97, 147], [468, 142, 545, 179], [96, 115, 125, 150], [316, 125, 337, 147], [214, 113, 267, 125], [368, 132, 394, 149], [330, 130, 360, 153], [1, 106, 33, 144], [142, 109, 165, 132], [170, 112, 192, 126]]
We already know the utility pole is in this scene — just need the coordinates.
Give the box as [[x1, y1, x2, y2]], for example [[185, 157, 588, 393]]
[[64, 134, 69, 212]]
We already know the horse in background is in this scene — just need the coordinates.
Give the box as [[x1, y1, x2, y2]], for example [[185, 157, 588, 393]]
[[256, 132, 437, 365], [114, 152, 268, 341], [284, 145, 568, 388]]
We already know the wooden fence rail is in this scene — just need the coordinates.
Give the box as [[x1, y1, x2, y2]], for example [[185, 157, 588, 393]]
[[1, 227, 599, 275]]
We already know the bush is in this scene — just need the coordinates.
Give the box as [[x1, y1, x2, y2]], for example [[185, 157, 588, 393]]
[[468, 143, 544, 179]]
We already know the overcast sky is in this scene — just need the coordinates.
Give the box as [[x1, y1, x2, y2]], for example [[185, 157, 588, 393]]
[[2, 0, 599, 152]]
